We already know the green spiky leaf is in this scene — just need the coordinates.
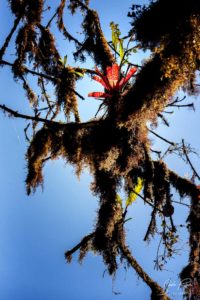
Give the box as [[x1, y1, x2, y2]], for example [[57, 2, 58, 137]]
[[126, 177, 144, 206], [63, 55, 68, 66], [110, 22, 121, 51], [59, 55, 68, 67], [116, 194, 122, 205], [119, 39, 124, 61], [74, 71, 84, 77]]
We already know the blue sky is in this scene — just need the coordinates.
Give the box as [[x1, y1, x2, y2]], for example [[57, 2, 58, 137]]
[[0, 1, 200, 299]]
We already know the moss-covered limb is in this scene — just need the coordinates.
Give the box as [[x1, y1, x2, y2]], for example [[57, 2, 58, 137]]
[[121, 6, 200, 127], [12, 1, 44, 75], [0, 60, 85, 100], [69, 0, 90, 13], [121, 49, 197, 128], [65, 215, 171, 299], [129, 0, 200, 49], [90, 169, 125, 274], [0, 104, 63, 126], [167, 167, 198, 198], [182, 139, 200, 181], [25, 126, 57, 194], [0, 16, 21, 60], [149, 160, 199, 199], [0, 59, 58, 82], [74, 9, 115, 69], [92, 170, 122, 246], [179, 193, 200, 299], [56, 0, 82, 46], [5, 2, 85, 119], [119, 244, 171, 300], [65, 232, 94, 262], [153, 160, 200, 295]]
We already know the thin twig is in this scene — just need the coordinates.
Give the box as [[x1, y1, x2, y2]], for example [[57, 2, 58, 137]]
[[0, 16, 21, 60], [46, 10, 58, 28], [149, 129, 176, 146], [167, 96, 186, 106], [131, 190, 163, 214], [0, 60, 85, 100], [0, 104, 103, 128], [158, 113, 170, 127], [169, 103, 194, 108], [150, 148, 161, 158], [0, 104, 62, 126], [182, 139, 200, 180], [171, 200, 190, 208]]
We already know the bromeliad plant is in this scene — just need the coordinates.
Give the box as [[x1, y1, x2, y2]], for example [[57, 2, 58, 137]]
[[88, 64, 137, 99], [88, 22, 138, 100]]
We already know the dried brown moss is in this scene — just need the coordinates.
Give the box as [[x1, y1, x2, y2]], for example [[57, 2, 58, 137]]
[[74, 9, 115, 69], [129, 0, 200, 49], [180, 189, 200, 299]]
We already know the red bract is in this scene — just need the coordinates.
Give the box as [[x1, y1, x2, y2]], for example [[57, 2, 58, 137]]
[[88, 64, 137, 99]]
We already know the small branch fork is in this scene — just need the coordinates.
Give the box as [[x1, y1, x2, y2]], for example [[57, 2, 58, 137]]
[[65, 230, 170, 300], [0, 60, 85, 100], [65, 233, 95, 262], [0, 104, 102, 129], [182, 139, 200, 180]]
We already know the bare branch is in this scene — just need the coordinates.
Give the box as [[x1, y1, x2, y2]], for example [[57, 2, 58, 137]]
[[167, 96, 186, 106], [46, 10, 58, 28], [0, 104, 62, 126], [0, 60, 85, 100], [182, 139, 200, 181], [169, 103, 194, 109], [0, 16, 21, 60], [149, 129, 176, 146]]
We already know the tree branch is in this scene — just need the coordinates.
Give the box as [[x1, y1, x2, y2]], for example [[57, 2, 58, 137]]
[[65, 233, 94, 262], [182, 139, 200, 181], [0, 60, 85, 100], [119, 244, 171, 300], [149, 129, 176, 146], [0, 16, 21, 60], [0, 104, 103, 129], [0, 104, 62, 126], [74, 0, 90, 11]]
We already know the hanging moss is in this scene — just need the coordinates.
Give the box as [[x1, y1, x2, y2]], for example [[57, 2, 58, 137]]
[[74, 9, 115, 69]]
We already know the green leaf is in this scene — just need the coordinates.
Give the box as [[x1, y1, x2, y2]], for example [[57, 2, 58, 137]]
[[110, 22, 121, 51], [126, 177, 144, 207], [112, 31, 118, 50], [124, 217, 133, 223], [74, 71, 84, 77], [63, 55, 68, 66], [116, 194, 122, 206], [59, 58, 64, 65], [119, 39, 124, 61], [59, 55, 68, 67]]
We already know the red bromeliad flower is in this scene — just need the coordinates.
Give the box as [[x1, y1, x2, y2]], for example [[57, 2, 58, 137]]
[[88, 64, 137, 99]]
